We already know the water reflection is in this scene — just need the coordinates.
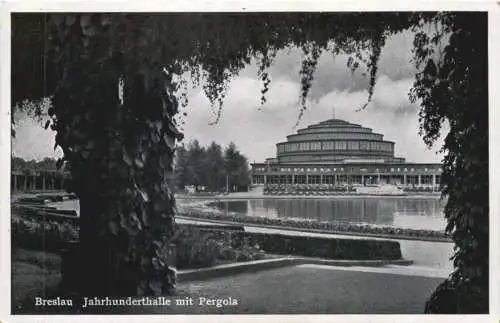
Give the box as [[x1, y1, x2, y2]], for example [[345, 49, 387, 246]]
[[49, 197, 447, 231], [207, 198, 446, 231]]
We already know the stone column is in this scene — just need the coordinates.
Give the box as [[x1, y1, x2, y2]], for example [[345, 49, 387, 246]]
[[361, 175, 364, 186], [377, 173, 380, 184], [418, 175, 421, 186], [334, 174, 337, 187], [23, 175, 27, 192], [320, 174, 323, 185], [32, 174, 36, 191], [403, 174, 407, 187], [42, 175, 46, 191], [292, 174, 295, 185], [432, 174, 436, 191], [264, 175, 267, 185], [13, 175, 17, 192]]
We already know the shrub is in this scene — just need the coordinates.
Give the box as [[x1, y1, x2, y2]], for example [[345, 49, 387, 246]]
[[171, 226, 266, 269], [207, 229, 402, 260], [11, 216, 79, 252], [172, 227, 220, 269]]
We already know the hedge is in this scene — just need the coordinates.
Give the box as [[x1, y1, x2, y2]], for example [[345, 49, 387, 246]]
[[172, 226, 263, 269], [15, 193, 77, 205], [12, 205, 79, 225], [11, 216, 79, 252], [205, 229, 402, 260]]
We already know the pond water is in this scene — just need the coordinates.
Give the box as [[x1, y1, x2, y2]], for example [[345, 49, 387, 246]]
[[206, 198, 447, 231], [49, 197, 447, 231]]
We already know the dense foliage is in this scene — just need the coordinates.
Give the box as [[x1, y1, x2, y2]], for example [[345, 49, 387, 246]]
[[174, 140, 250, 192], [11, 12, 488, 312], [11, 156, 58, 171], [409, 13, 489, 314], [173, 226, 265, 269]]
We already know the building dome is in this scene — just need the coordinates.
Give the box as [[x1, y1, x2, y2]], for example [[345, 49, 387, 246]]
[[276, 118, 405, 164]]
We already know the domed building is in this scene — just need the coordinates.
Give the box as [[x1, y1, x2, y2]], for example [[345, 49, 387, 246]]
[[251, 118, 442, 193]]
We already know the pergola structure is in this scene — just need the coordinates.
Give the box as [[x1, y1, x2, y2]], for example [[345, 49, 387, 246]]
[[11, 169, 70, 192]]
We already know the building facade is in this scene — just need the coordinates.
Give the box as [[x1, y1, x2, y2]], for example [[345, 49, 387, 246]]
[[250, 118, 442, 193]]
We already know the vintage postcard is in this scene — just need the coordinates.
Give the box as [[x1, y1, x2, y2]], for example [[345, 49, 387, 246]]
[[1, 1, 499, 322]]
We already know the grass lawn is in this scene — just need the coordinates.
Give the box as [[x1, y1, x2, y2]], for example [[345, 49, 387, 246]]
[[11, 248, 62, 314], [10, 246, 269, 314], [16, 265, 442, 314], [10, 248, 442, 314], [151, 265, 442, 314]]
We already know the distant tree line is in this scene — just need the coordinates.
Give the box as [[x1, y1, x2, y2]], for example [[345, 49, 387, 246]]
[[12, 156, 59, 171], [12, 147, 249, 192], [174, 140, 250, 193]]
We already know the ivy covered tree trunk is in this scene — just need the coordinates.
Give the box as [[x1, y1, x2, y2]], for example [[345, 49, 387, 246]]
[[48, 15, 182, 295], [54, 62, 180, 296]]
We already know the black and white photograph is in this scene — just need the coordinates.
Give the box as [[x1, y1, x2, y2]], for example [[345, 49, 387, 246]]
[[2, 2, 497, 319]]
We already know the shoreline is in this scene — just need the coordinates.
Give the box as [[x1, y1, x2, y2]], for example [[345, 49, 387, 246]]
[[178, 215, 452, 243], [18, 193, 448, 243], [12, 191, 442, 201], [176, 193, 443, 200]]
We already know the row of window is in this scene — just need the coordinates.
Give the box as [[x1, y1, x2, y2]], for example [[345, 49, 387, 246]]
[[253, 166, 442, 173], [279, 155, 388, 162], [297, 127, 372, 134], [277, 140, 393, 153], [288, 132, 383, 142], [255, 174, 441, 185]]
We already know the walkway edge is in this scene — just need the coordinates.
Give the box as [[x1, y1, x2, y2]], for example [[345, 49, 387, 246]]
[[177, 257, 414, 283], [177, 215, 452, 243]]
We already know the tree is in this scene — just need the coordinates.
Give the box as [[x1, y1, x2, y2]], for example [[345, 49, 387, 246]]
[[224, 142, 250, 192], [11, 156, 27, 170], [204, 141, 225, 192], [410, 13, 488, 314], [35, 157, 58, 170], [11, 156, 58, 171], [174, 140, 239, 192], [185, 140, 206, 191], [173, 144, 189, 190], [12, 12, 488, 312]]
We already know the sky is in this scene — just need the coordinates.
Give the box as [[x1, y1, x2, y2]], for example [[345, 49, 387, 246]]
[[11, 30, 448, 164]]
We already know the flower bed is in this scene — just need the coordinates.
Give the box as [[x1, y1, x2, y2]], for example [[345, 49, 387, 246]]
[[179, 210, 450, 241]]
